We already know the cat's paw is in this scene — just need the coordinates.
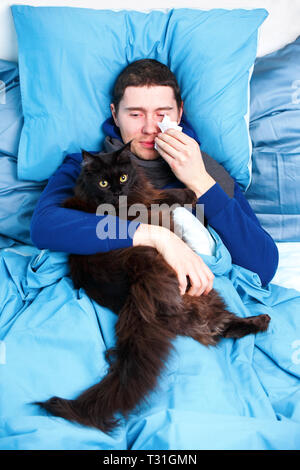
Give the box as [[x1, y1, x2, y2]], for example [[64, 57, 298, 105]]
[[61, 197, 78, 209], [254, 313, 271, 332]]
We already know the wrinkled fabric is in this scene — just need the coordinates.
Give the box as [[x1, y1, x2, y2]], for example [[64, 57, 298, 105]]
[[0, 232, 299, 450], [0, 60, 23, 158], [0, 156, 46, 248], [247, 36, 300, 241]]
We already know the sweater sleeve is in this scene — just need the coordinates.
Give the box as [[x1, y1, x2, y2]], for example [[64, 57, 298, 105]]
[[30, 153, 140, 254], [197, 181, 279, 286]]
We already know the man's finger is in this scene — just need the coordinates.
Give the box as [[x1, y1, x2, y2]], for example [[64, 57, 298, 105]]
[[203, 277, 213, 295], [196, 260, 214, 295], [154, 142, 177, 168], [156, 132, 185, 152], [155, 138, 185, 163], [177, 272, 187, 295], [165, 128, 192, 145], [186, 270, 206, 297]]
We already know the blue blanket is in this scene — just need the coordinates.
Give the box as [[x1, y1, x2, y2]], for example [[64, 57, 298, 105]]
[[0, 231, 300, 450]]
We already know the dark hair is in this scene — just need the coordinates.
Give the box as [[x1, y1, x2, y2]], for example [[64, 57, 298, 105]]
[[112, 59, 182, 114]]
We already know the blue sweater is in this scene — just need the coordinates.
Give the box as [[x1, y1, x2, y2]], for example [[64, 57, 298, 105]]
[[30, 118, 279, 286]]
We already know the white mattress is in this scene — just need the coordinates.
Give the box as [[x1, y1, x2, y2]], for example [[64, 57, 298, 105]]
[[272, 242, 300, 292]]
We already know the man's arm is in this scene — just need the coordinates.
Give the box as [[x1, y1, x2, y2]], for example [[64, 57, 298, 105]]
[[196, 181, 279, 286], [30, 153, 140, 254], [155, 129, 279, 287]]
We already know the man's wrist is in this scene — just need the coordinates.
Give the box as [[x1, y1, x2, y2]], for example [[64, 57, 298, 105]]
[[133, 224, 159, 248], [189, 174, 216, 198], [133, 224, 172, 249]]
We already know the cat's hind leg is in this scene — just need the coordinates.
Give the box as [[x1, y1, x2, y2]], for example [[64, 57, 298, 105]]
[[169, 290, 271, 345], [222, 313, 270, 339]]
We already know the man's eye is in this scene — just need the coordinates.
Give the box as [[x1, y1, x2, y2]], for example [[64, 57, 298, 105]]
[[99, 180, 109, 188], [120, 174, 128, 183], [130, 113, 140, 117]]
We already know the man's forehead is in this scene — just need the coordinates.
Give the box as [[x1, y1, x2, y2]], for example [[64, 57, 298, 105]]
[[121, 85, 176, 107], [124, 106, 174, 112]]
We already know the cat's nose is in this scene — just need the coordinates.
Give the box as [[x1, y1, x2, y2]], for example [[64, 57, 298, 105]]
[[114, 192, 122, 200]]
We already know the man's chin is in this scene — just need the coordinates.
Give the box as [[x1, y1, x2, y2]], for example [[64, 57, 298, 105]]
[[132, 145, 160, 161]]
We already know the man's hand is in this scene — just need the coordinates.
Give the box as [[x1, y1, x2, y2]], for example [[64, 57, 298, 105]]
[[155, 129, 216, 198], [133, 224, 214, 296]]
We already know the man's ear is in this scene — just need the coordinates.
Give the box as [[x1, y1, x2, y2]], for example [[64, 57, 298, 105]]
[[178, 100, 184, 124], [110, 103, 119, 127]]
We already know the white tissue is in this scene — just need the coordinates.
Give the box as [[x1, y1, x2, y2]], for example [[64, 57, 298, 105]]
[[154, 114, 182, 152], [158, 114, 182, 133], [172, 207, 216, 256]]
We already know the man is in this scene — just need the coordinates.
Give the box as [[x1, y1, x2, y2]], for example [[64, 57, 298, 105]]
[[31, 59, 278, 296]]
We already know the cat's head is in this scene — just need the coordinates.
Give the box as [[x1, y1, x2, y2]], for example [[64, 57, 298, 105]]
[[78, 140, 138, 205]]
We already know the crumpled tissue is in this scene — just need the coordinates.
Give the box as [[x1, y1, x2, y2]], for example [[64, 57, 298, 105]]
[[154, 114, 182, 152]]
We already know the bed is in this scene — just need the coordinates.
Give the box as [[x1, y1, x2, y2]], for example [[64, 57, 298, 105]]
[[1, 0, 300, 451]]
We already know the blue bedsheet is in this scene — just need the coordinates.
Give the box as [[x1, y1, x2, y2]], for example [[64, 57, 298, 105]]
[[0, 231, 300, 450]]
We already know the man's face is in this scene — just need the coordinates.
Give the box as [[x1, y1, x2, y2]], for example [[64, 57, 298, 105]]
[[110, 86, 183, 160]]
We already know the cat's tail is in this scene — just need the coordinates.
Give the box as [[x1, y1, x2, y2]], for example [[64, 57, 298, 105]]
[[34, 304, 175, 433], [33, 373, 122, 432]]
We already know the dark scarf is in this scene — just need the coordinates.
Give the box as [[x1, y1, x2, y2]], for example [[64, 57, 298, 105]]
[[103, 136, 235, 198]]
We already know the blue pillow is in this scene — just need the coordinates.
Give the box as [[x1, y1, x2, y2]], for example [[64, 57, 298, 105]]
[[246, 36, 300, 241], [12, 6, 267, 188], [0, 60, 23, 157]]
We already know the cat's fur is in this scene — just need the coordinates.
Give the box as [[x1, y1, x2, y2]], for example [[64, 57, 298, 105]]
[[35, 141, 270, 432]]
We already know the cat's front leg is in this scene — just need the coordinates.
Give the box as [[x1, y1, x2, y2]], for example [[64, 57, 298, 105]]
[[146, 189, 197, 231], [62, 196, 94, 213], [62, 196, 81, 209], [159, 188, 198, 207]]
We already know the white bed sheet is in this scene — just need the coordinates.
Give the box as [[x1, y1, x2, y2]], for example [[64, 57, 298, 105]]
[[1, 0, 300, 62], [271, 242, 300, 292]]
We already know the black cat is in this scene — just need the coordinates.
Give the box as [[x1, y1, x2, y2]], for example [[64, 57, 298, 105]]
[[35, 141, 270, 432]]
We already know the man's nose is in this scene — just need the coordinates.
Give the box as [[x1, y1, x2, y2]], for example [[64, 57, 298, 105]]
[[142, 116, 160, 134]]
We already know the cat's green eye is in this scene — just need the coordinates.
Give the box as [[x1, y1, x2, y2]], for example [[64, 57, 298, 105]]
[[120, 174, 128, 183], [99, 180, 108, 188]]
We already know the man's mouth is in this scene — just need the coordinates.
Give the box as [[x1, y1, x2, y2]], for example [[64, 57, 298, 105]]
[[140, 141, 155, 149]]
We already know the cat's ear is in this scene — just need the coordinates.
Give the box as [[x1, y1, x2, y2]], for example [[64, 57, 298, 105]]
[[116, 140, 133, 162], [81, 149, 100, 167], [121, 140, 132, 153]]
